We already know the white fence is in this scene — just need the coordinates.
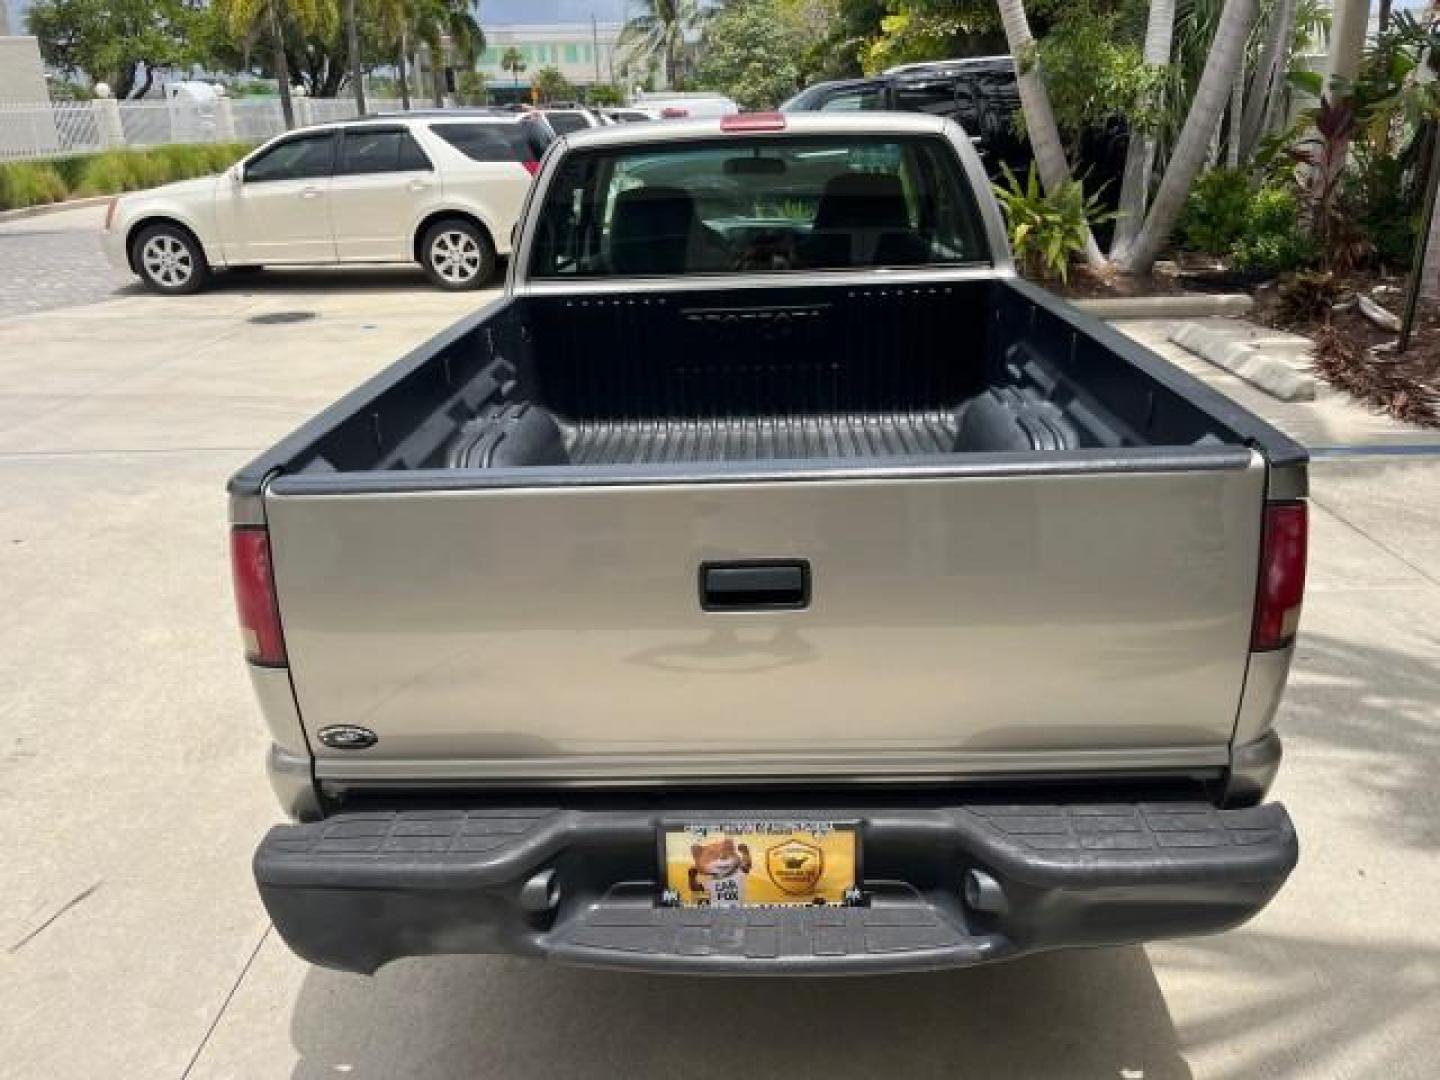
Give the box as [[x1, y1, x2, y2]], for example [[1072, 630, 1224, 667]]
[[0, 96, 406, 162]]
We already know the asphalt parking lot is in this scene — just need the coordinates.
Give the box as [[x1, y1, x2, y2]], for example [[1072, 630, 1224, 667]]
[[2, 206, 1439, 1079]]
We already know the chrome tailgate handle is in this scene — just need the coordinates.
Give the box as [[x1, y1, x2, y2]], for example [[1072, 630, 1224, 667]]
[[699, 560, 810, 612]]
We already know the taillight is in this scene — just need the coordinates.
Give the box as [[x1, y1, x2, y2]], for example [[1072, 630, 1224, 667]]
[[661, 107, 689, 119], [231, 526, 286, 666], [1252, 502, 1307, 651], [720, 112, 786, 132], [522, 160, 540, 176]]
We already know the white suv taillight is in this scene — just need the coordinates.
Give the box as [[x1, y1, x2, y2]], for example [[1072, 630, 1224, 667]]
[[1252, 501, 1307, 651], [231, 526, 287, 665]]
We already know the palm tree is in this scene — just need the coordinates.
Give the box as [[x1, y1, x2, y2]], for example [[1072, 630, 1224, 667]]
[[617, 0, 706, 89], [216, 0, 335, 129], [344, 0, 365, 114], [1111, 0, 1176, 260], [1239, 0, 1299, 159], [1117, 0, 1261, 272], [995, 0, 1106, 271], [408, 0, 484, 107], [501, 45, 526, 93], [371, 0, 413, 109]]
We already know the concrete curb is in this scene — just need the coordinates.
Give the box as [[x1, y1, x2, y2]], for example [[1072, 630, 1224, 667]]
[[1168, 322, 1316, 402], [0, 195, 114, 224], [1072, 293, 1254, 320]]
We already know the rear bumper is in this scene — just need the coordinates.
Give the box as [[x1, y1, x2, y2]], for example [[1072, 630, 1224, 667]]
[[255, 797, 1297, 976]]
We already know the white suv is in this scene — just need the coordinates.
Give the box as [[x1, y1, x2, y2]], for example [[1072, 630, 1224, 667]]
[[103, 111, 555, 294]]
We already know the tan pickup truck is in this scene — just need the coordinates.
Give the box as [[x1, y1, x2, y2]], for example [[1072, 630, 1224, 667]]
[[232, 113, 1304, 975]]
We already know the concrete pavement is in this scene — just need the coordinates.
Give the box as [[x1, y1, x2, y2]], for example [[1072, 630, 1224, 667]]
[[2, 208, 1438, 1079]]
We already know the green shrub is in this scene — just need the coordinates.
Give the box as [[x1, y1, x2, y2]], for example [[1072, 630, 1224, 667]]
[[1179, 168, 1253, 254], [0, 161, 68, 210], [1347, 156, 1416, 270], [993, 163, 1114, 284], [1229, 187, 1315, 275], [1, 143, 255, 208], [72, 151, 138, 196], [1178, 170, 1314, 276]]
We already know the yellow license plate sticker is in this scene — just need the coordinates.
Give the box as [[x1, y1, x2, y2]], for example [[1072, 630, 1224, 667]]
[[662, 823, 859, 907]]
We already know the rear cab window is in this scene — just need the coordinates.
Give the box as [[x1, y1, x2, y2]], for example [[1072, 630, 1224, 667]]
[[529, 134, 989, 278]]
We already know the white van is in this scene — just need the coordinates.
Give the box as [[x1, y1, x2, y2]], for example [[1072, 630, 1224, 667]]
[[631, 91, 739, 119]]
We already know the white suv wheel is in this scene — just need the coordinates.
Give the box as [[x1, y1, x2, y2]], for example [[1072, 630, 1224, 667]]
[[133, 225, 209, 295], [420, 220, 494, 291]]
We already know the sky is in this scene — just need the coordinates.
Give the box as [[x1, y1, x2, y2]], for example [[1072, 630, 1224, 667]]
[[483, 1, 629, 23]]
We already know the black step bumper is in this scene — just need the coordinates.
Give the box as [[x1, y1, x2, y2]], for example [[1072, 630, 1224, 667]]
[[254, 798, 1297, 975]]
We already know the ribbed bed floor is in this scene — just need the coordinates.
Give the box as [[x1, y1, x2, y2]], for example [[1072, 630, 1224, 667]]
[[565, 411, 961, 465]]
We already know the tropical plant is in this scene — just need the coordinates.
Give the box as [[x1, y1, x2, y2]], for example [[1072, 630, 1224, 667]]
[[532, 66, 574, 104], [213, 0, 335, 127], [1117, 0, 1260, 272], [993, 162, 1116, 282], [696, 0, 804, 110], [995, 0, 1106, 269], [1275, 268, 1341, 323], [860, 0, 1002, 74], [409, 0, 482, 105], [586, 83, 625, 106], [1289, 95, 1373, 272], [456, 69, 487, 105], [501, 45, 526, 90], [1111, 0, 1176, 257], [618, 0, 709, 89], [1178, 167, 1253, 252], [1229, 185, 1313, 273], [369, 0, 414, 109]]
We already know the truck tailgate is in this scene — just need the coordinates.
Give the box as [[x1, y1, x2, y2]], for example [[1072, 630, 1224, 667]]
[[265, 454, 1266, 783]]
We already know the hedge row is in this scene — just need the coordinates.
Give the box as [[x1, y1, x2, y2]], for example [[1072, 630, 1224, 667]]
[[0, 143, 254, 212]]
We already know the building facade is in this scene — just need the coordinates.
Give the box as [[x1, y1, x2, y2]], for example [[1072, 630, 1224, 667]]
[[477, 23, 662, 95]]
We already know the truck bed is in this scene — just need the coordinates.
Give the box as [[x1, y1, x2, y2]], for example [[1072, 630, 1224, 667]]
[[561, 411, 961, 464], [247, 278, 1294, 483]]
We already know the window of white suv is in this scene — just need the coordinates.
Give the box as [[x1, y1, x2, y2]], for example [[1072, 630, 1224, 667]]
[[431, 121, 551, 164], [336, 127, 432, 174], [244, 131, 336, 183]]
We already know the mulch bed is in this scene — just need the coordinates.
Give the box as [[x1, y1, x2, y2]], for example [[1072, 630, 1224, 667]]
[[1251, 272, 1440, 427], [1058, 261, 1440, 428]]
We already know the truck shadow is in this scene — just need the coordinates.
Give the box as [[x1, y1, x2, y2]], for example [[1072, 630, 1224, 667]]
[[287, 946, 1191, 1079], [1152, 928, 1440, 1080], [1281, 628, 1440, 850]]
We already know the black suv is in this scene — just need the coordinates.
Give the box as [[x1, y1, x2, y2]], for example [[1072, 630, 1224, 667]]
[[781, 58, 1027, 175], [781, 56, 1126, 213]]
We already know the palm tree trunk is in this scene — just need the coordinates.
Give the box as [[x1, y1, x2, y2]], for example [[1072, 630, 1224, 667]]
[[1111, 0, 1177, 259], [268, 0, 295, 130], [345, 0, 366, 114], [995, 0, 1106, 270], [398, 26, 411, 111], [429, 42, 445, 106], [1118, 0, 1261, 273], [1240, 0, 1297, 157], [1315, 0, 1370, 204], [1226, 60, 1243, 167]]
